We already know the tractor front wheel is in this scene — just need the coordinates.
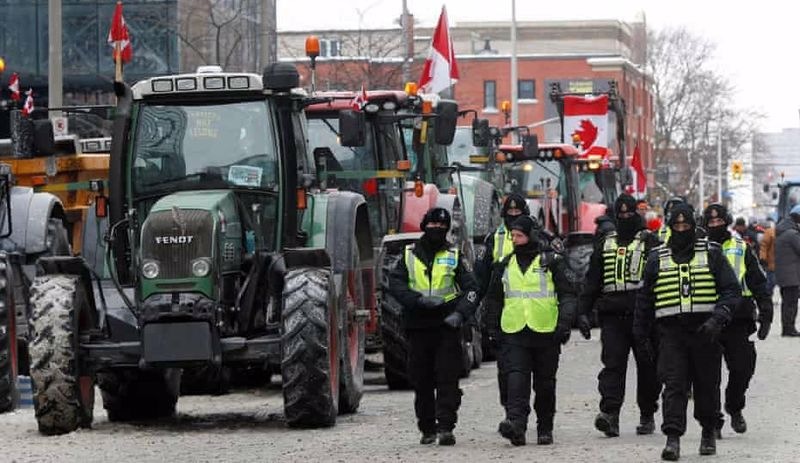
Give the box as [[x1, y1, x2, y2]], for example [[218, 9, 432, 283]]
[[28, 274, 95, 435], [281, 268, 339, 427]]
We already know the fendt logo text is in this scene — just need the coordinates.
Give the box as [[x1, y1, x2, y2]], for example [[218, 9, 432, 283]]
[[155, 235, 194, 244]]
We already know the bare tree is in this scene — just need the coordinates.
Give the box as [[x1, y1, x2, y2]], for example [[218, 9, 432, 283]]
[[647, 27, 764, 202], [171, 0, 260, 72]]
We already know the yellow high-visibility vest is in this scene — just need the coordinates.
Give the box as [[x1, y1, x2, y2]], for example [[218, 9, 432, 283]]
[[500, 254, 558, 333], [405, 244, 459, 302]]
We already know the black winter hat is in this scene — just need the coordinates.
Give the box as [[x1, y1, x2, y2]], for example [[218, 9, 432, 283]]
[[668, 203, 696, 228], [614, 193, 637, 216], [502, 193, 530, 217], [420, 207, 451, 230], [510, 215, 536, 235], [703, 203, 731, 226]]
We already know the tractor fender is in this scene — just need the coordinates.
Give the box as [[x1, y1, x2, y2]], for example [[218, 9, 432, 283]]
[[324, 191, 373, 273], [6, 186, 65, 255]]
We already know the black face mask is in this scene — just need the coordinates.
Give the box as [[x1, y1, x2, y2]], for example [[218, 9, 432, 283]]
[[706, 226, 729, 243], [669, 229, 696, 253], [423, 228, 448, 248], [616, 215, 641, 239], [504, 214, 522, 230]]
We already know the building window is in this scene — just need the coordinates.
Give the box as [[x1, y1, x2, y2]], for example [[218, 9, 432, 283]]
[[320, 39, 340, 57], [518, 80, 535, 100], [484, 80, 496, 109]]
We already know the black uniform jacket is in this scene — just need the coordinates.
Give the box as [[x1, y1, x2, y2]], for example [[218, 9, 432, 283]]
[[633, 240, 741, 341], [387, 240, 479, 330], [483, 248, 578, 346]]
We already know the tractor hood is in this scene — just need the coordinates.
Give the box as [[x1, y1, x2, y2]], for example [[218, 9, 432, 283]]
[[149, 190, 234, 213]]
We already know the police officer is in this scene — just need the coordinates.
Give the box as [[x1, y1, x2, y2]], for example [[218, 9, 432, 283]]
[[485, 215, 577, 446], [476, 193, 529, 407], [657, 197, 687, 243], [702, 203, 773, 437], [577, 194, 661, 437], [387, 207, 479, 446], [634, 203, 740, 461]]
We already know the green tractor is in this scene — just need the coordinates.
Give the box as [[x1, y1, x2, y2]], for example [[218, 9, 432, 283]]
[[26, 64, 371, 435]]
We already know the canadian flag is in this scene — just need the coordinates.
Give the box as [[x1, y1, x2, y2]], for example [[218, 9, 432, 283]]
[[22, 89, 34, 117], [351, 84, 367, 110], [418, 6, 459, 95], [108, 1, 132, 63], [563, 95, 609, 157], [627, 144, 647, 198], [8, 73, 20, 101]]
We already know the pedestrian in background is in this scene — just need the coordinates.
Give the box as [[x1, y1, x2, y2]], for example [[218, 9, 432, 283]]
[[387, 207, 480, 445], [759, 217, 776, 296], [774, 205, 800, 337]]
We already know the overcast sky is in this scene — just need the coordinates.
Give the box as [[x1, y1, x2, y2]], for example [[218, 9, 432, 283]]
[[277, 0, 795, 133]]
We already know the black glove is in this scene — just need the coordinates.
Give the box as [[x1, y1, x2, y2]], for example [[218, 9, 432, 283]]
[[697, 316, 724, 343], [417, 295, 445, 310], [443, 311, 464, 329], [555, 325, 571, 345], [757, 321, 771, 340], [577, 314, 592, 340]]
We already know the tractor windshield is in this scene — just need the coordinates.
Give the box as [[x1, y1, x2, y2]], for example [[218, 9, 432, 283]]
[[448, 128, 487, 180], [131, 100, 278, 197]]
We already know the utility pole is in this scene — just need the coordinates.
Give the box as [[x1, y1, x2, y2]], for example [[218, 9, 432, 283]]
[[48, 0, 63, 117], [401, 0, 411, 84], [510, 0, 519, 142], [717, 112, 723, 203]]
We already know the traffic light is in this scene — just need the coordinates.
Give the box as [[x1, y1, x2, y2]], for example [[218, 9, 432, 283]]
[[732, 160, 743, 180]]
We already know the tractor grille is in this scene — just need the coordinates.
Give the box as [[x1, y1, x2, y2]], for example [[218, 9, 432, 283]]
[[141, 209, 213, 279]]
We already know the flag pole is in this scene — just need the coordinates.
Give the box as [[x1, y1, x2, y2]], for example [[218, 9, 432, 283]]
[[115, 42, 123, 82]]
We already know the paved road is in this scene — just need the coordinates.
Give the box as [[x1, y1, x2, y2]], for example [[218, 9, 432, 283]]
[[3, 329, 798, 462]]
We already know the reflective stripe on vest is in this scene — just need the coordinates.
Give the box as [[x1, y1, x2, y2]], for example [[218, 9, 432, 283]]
[[722, 237, 752, 297], [601, 231, 646, 293], [493, 225, 515, 263], [658, 227, 671, 243], [653, 240, 718, 318], [500, 255, 558, 333], [405, 244, 459, 302]]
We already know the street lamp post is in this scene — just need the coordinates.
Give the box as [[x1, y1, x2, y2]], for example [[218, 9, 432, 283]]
[[48, 0, 63, 117], [510, 0, 518, 142]]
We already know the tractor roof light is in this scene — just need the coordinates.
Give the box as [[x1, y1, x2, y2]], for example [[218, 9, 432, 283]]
[[404, 82, 418, 96], [500, 100, 511, 114], [421, 100, 433, 114], [382, 101, 397, 111], [414, 179, 424, 198], [305, 35, 320, 59], [203, 76, 225, 90], [176, 78, 197, 91], [151, 79, 173, 93], [228, 76, 250, 89], [364, 103, 380, 113]]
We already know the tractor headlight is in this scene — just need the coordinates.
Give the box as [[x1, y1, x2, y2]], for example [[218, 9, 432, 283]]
[[191, 258, 211, 277], [142, 260, 160, 279]]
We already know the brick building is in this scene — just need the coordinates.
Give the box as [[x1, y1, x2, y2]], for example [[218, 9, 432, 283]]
[[278, 16, 656, 186]]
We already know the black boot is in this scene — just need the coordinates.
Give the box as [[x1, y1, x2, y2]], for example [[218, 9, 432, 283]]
[[730, 411, 747, 433], [661, 435, 680, 461], [419, 433, 436, 445], [437, 431, 456, 446], [536, 430, 553, 445], [594, 412, 620, 437], [699, 428, 716, 456], [636, 414, 656, 435], [498, 420, 526, 446]]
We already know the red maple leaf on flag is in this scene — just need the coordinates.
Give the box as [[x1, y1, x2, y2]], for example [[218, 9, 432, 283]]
[[572, 119, 598, 148]]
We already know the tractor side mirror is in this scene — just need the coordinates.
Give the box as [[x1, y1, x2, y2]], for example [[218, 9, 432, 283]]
[[772, 192, 778, 201], [33, 119, 55, 156], [763, 183, 770, 193], [522, 134, 539, 159], [339, 110, 366, 147], [434, 100, 458, 145], [472, 118, 490, 147]]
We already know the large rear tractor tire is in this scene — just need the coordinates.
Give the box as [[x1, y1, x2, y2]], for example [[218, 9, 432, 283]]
[[98, 369, 181, 422], [281, 268, 339, 428], [0, 254, 19, 413], [337, 265, 365, 414], [28, 275, 95, 435], [380, 294, 411, 390]]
